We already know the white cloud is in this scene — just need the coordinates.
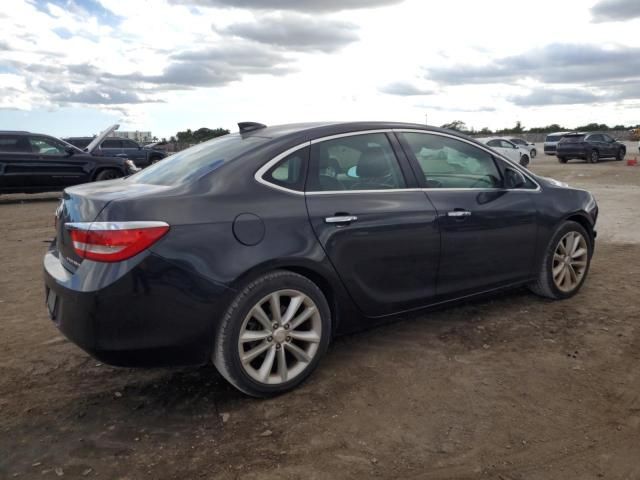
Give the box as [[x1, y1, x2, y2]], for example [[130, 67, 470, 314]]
[[1, 0, 640, 137]]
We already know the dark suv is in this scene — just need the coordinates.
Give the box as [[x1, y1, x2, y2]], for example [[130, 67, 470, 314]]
[[0, 131, 138, 194], [65, 137, 167, 168], [556, 132, 626, 164]]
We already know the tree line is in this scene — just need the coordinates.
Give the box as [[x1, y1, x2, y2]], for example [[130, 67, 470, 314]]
[[440, 121, 640, 135], [158, 127, 230, 146]]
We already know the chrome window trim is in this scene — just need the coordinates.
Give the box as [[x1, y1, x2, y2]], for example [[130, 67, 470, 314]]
[[253, 141, 310, 196], [308, 129, 392, 144], [254, 128, 542, 195]]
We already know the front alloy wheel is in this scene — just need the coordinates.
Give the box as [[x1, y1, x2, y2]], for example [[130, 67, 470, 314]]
[[529, 220, 592, 299], [551, 232, 588, 293], [214, 271, 331, 397]]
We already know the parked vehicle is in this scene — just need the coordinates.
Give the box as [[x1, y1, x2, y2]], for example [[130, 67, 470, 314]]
[[543, 132, 570, 156], [0, 127, 138, 194], [477, 137, 531, 166], [64, 136, 167, 168], [556, 132, 626, 164], [44, 121, 598, 396], [508, 137, 537, 158]]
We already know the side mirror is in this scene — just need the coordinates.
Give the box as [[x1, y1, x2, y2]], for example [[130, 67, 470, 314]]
[[65, 146, 76, 156], [504, 168, 526, 189]]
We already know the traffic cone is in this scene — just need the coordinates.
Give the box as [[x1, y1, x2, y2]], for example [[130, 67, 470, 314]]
[[627, 156, 638, 166]]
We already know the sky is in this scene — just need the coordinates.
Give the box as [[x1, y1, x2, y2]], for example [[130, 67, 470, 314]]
[[1, 0, 640, 138]]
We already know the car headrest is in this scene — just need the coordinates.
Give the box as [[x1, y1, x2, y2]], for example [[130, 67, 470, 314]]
[[356, 147, 389, 178]]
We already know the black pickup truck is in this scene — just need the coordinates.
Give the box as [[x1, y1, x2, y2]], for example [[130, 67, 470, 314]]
[[556, 132, 626, 164]]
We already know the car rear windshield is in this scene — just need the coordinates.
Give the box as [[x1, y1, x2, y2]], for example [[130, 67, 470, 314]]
[[545, 135, 564, 142], [127, 133, 267, 186], [560, 135, 585, 143]]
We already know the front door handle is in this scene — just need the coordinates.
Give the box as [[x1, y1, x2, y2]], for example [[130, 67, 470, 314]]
[[447, 210, 471, 218], [325, 215, 358, 224]]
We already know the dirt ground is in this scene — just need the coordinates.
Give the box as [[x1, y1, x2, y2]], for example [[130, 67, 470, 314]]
[[1, 150, 639, 479]]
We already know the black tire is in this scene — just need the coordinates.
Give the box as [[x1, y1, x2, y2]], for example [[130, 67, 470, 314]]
[[213, 270, 331, 397], [589, 150, 599, 164], [616, 148, 625, 161], [530, 148, 537, 158], [529, 220, 593, 300], [94, 169, 122, 181], [558, 156, 568, 164], [520, 155, 530, 167]]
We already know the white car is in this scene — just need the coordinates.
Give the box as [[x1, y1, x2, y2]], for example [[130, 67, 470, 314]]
[[477, 137, 531, 166], [508, 137, 537, 159]]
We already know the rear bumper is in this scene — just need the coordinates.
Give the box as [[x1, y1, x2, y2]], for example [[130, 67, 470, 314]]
[[43, 248, 234, 367], [556, 148, 587, 158]]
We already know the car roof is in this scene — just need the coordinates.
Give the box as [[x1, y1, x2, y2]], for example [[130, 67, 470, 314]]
[[237, 121, 473, 146], [546, 131, 571, 136]]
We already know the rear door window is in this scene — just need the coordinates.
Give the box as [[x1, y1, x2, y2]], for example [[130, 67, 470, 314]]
[[0, 135, 32, 153], [401, 132, 502, 189], [307, 133, 406, 192]]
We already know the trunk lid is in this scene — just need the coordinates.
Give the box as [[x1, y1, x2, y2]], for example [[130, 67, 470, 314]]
[[55, 181, 170, 272]]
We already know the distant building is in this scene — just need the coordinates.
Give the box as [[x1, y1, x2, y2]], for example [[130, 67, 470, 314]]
[[114, 131, 154, 143]]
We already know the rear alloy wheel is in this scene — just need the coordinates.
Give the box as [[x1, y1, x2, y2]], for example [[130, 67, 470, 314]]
[[590, 150, 599, 163], [529, 221, 592, 299], [214, 271, 331, 397], [530, 148, 537, 158], [520, 155, 530, 167], [617, 148, 626, 161], [94, 169, 122, 181]]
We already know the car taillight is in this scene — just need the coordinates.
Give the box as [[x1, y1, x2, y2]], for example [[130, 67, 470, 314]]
[[65, 221, 169, 262]]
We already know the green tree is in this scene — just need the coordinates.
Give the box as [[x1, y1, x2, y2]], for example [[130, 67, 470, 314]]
[[575, 123, 610, 131], [174, 127, 230, 145], [440, 120, 468, 132]]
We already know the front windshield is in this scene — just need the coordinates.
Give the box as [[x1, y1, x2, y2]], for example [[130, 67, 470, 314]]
[[128, 133, 267, 186]]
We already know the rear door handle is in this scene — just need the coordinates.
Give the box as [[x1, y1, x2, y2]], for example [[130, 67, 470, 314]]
[[325, 215, 358, 224], [447, 210, 471, 218]]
